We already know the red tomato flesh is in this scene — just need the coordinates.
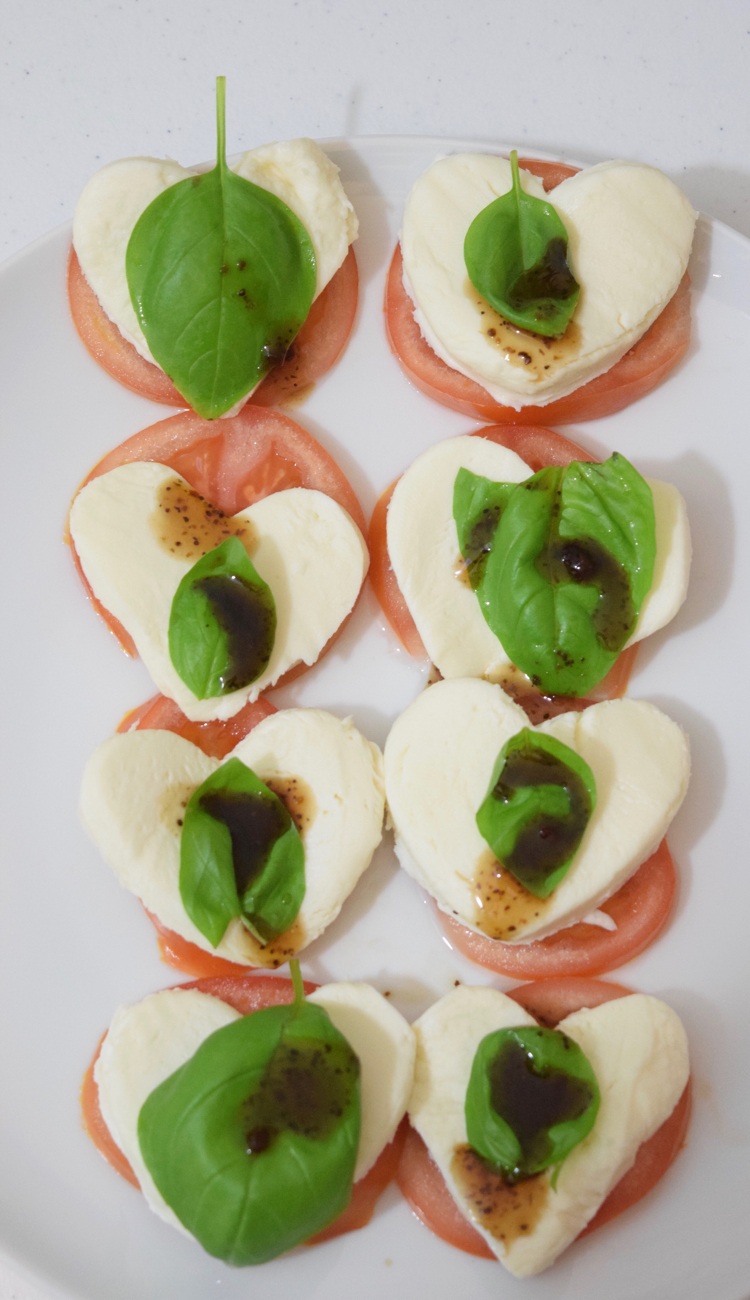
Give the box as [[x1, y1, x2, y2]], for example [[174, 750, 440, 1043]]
[[439, 839, 676, 979], [67, 403, 367, 666], [116, 691, 276, 760], [384, 157, 691, 425], [367, 422, 639, 718], [396, 975, 691, 1259], [68, 245, 358, 410], [81, 972, 402, 1244]]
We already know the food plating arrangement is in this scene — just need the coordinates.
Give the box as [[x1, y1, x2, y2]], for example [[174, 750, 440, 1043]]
[[15, 73, 728, 1290]]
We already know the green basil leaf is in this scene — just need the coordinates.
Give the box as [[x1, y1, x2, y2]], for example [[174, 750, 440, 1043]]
[[168, 535, 276, 700], [476, 729, 596, 898], [138, 997, 360, 1264], [180, 757, 305, 947], [464, 150, 579, 338], [467, 453, 656, 696], [465, 1026, 599, 1182], [126, 77, 316, 419], [453, 468, 516, 590]]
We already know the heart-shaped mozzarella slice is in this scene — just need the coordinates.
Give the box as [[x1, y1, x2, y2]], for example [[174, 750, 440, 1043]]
[[80, 708, 385, 967], [384, 679, 689, 941], [410, 984, 689, 1276], [73, 138, 357, 368], [96, 981, 415, 1235], [401, 154, 696, 408], [387, 436, 691, 685], [69, 462, 368, 722]]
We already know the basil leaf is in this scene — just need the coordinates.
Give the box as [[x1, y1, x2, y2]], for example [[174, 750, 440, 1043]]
[[464, 150, 579, 338], [465, 1026, 599, 1182], [180, 757, 305, 947], [126, 77, 316, 418], [476, 729, 596, 898], [168, 535, 276, 699], [138, 998, 360, 1264], [453, 468, 516, 590], [466, 454, 656, 696]]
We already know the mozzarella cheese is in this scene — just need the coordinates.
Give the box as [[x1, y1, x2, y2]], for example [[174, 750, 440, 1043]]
[[383, 679, 690, 942], [386, 434, 691, 684], [307, 983, 416, 1181], [401, 154, 696, 408], [69, 462, 368, 722], [80, 708, 385, 967], [95, 981, 415, 1236], [73, 137, 357, 371], [409, 985, 689, 1276]]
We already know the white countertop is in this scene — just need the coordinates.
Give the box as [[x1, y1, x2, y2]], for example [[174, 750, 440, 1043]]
[[2, 2, 749, 1297], [4, 0, 750, 264]]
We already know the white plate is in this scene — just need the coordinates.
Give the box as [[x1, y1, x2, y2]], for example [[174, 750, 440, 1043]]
[[1, 137, 748, 1300]]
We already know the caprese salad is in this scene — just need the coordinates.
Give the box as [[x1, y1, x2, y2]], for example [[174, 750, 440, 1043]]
[[384, 679, 690, 978], [386, 151, 696, 424], [370, 427, 690, 715], [399, 978, 690, 1275], [67, 405, 369, 722], [82, 967, 416, 1263], [81, 702, 385, 971], [69, 79, 359, 415]]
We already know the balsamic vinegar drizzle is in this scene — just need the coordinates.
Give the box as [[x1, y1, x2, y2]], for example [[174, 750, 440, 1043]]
[[152, 477, 252, 560], [194, 572, 275, 692], [488, 743, 592, 895], [199, 788, 288, 896], [240, 1037, 359, 1156], [488, 1032, 595, 1177]]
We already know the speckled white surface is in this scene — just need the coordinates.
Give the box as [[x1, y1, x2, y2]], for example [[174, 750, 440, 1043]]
[[3, 0, 750, 264], [2, 3, 750, 1298]]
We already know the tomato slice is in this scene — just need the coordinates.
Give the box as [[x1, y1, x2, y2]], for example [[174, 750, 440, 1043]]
[[115, 689, 275, 974], [385, 156, 691, 425], [81, 972, 403, 1244], [439, 838, 676, 979], [144, 907, 257, 979], [367, 423, 639, 717], [68, 245, 358, 410], [116, 691, 277, 760], [397, 975, 691, 1259], [67, 402, 367, 662]]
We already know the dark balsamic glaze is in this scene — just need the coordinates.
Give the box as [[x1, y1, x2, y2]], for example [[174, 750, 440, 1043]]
[[488, 1032, 594, 1178], [464, 506, 502, 588], [508, 237, 578, 323], [194, 573, 275, 692], [240, 1037, 359, 1156], [199, 788, 288, 895], [491, 743, 590, 894]]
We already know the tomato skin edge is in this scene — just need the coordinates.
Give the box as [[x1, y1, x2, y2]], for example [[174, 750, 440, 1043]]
[[438, 839, 677, 980]]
